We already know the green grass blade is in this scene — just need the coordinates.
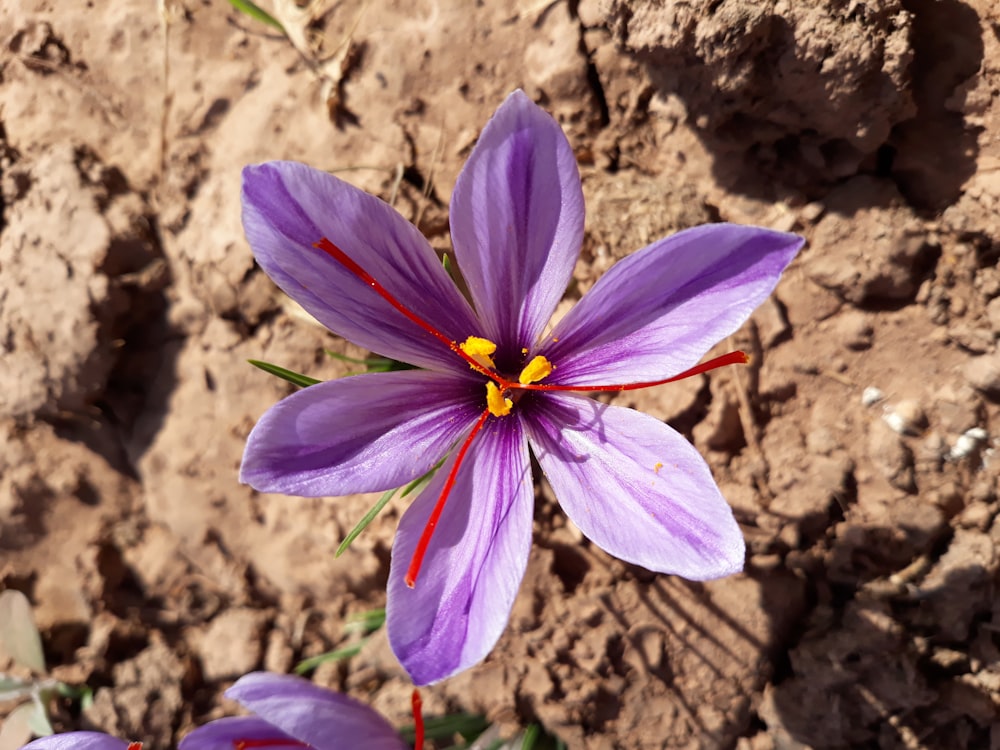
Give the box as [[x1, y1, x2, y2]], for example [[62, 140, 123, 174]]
[[325, 350, 415, 373], [248, 359, 321, 388], [400, 458, 444, 498], [335, 457, 444, 557], [520, 725, 540, 750], [335, 488, 397, 557], [225, 0, 286, 33], [398, 714, 490, 744], [324, 350, 395, 367], [293, 640, 366, 675], [344, 608, 386, 635]]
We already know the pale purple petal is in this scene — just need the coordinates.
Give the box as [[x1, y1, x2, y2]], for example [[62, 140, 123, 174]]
[[242, 161, 481, 372], [179, 717, 297, 750], [241, 371, 481, 497], [386, 416, 533, 685], [525, 394, 744, 579], [23, 734, 129, 750], [542, 224, 804, 384], [224, 673, 407, 750], [450, 90, 584, 363]]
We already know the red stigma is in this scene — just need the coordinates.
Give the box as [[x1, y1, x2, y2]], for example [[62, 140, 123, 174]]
[[517, 350, 751, 393], [127, 744, 143, 750], [313, 238, 497, 380], [412, 689, 425, 749], [405, 409, 491, 588], [232, 740, 307, 750]]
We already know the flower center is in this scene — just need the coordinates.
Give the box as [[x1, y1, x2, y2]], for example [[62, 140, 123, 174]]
[[459, 336, 554, 417], [313, 236, 750, 588]]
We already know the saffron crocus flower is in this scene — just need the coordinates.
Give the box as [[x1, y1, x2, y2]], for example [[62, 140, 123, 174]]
[[22, 735, 139, 750], [21, 673, 416, 750], [240, 90, 803, 685], [180, 672, 411, 750]]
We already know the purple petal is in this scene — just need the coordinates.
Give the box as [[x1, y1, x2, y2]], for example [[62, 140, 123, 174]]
[[242, 161, 481, 372], [450, 90, 584, 362], [223, 673, 407, 750], [386, 415, 533, 685], [524, 394, 744, 579], [542, 224, 804, 384], [22, 734, 129, 750], [241, 370, 481, 497], [179, 717, 297, 750]]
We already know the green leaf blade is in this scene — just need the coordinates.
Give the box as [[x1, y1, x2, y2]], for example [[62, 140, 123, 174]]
[[225, 0, 286, 33], [336, 489, 397, 557], [248, 360, 321, 388]]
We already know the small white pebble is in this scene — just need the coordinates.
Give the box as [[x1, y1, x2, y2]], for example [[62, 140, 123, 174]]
[[862, 386, 884, 407], [949, 427, 989, 460], [883, 410, 908, 434], [965, 427, 988, 441], [881, 399, 928, 436]]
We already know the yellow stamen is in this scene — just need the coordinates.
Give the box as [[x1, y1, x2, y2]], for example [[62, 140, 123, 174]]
[[486, 382, 512, 417], [459, 336, 498, 370], [519, 355, 553, 385]]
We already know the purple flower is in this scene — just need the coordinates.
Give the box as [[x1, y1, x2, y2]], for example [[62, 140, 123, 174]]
[[240, 90, 803, 685], [22, 734, 137, 750], [180, 672, 409, 750], [22, 673, 411, 750]]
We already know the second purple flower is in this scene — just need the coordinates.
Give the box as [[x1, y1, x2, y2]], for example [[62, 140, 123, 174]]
[[240, 90, 803, 685]]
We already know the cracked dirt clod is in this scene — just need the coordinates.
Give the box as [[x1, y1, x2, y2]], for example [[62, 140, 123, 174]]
[[608, 0, 915, 184], [0, 144, 164, 422], [0, 146, 114, 419]]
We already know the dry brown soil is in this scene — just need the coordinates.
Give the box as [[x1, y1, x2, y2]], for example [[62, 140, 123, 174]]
[[2, 1, 1000, 748]]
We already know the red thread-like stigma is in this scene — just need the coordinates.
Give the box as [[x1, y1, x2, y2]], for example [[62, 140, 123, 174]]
[[314, 237, 749, 396], [232, 740, 307, 750], [314, 238, 498, 381], [517, 350, 750, 393], [405, 409, 491, 588], [412, 689, 425, 749]]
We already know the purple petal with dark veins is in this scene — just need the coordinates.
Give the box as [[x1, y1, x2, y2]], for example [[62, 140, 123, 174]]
[[224, 673, 407, 750], [525, 394, 744, 579], [22, 734, 129, 750], [241, 370, 482, 497], [242, 161, 481, 372], [386, 415, 533, 685], [179, 717, 299, 750], [542, 224, 803, 385], [450, 90, 584, 364]]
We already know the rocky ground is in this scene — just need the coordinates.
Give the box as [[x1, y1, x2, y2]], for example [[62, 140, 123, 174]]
[[1, 1, 999, 748]]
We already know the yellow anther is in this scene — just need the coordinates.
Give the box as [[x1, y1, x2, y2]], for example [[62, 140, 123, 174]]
[[486, 382, 513, 417], [459, 336, 498, 370], [518, 355, 553, 385]]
